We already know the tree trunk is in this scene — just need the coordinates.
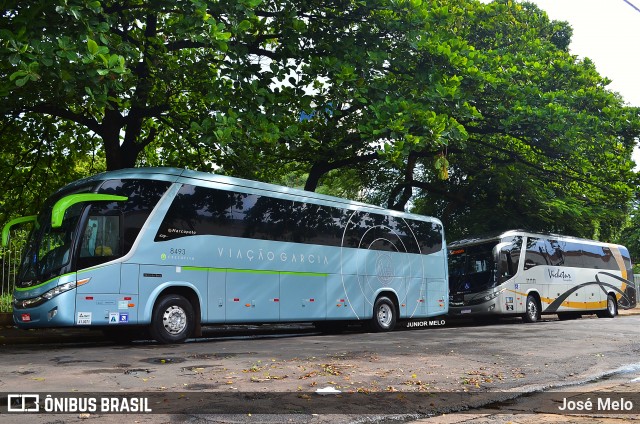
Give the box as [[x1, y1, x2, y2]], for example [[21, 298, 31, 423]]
[[304, 161, 330, 192]]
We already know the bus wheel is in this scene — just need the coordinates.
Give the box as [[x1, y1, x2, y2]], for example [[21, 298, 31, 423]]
[[150, 294, 195, 344], [370, 296, 396, 332], [523, 295, 540, 323], [597, 294, 617, 318]]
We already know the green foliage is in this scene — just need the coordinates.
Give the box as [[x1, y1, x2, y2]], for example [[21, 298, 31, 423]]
[[0, 294, 11, 313], [1, 228, 31, 312], [401, 0, 640, 242], [0, 114, 106, 222], [619, 204, 640, 272], [0, 0, 253, 171], [0, 0, 638, 253]]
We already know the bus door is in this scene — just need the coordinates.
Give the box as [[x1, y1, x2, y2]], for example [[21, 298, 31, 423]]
[[74, 208, 127, 325], [495, 238, 523, 313]]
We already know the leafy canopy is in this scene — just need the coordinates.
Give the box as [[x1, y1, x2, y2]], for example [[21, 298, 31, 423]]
[[0, 0, 638, 244]]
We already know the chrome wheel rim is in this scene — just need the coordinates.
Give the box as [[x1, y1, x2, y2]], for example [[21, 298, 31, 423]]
[[377, 304, 393, 328], [608, 297, 616, 315], [527, 300, 537, 320], [162, 305, 187, 335]]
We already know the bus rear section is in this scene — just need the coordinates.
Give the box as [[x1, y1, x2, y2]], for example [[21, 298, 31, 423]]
[[447, 230, 636, 322]]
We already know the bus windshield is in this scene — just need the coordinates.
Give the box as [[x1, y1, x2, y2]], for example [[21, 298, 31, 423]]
[[17, 202, 84, 287], [448, 242, 498, 294]]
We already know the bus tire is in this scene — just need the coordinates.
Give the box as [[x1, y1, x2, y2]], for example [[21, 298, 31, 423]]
[[523, 295, 540, 323], [150, 294, 195, 344], [370, 296, 397, 332], [597, 294, 617, 318]]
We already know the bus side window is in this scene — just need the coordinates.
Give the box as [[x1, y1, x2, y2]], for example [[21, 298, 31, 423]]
[[78, 212, 122, 268], [600, 247, 619, 270], [80, 216, 120, 257], [82, 218, 99, 257], [498, 251, 511, 282], [621, 248, 633, 274], [561, 242, 581, 267], [498, 237, 522, 283], [524, 237, 548, 270], [545, 239, 564, 266]]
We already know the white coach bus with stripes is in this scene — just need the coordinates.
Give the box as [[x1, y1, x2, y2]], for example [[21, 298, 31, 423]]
[[448, 230, 635, 322]]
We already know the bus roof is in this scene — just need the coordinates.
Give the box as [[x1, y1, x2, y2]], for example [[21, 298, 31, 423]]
[[448, 229, 625, 249], [55, 167, 441, 224]]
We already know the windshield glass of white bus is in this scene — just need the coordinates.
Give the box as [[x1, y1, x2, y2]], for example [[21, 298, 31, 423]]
[[449, 243, 498, 293]]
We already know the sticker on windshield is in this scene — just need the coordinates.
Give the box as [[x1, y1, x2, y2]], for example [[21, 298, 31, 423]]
[[77, 312, 92, 325]]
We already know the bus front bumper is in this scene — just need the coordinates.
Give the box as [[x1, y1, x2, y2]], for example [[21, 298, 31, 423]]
[[12, 290, 77, 329], [448, 301, 499, 317]]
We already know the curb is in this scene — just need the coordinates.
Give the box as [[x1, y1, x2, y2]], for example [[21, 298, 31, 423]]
[[0, 326, 106, 345]]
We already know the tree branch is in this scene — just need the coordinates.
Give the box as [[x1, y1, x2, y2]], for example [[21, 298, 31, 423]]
[[26, 104, 102, 135]]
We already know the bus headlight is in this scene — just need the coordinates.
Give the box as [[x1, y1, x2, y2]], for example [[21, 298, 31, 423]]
[[483, 292, 498, 302], [468, 289, 505, 306], [42, 282, 77, 300], [14, 281, 78, 309]]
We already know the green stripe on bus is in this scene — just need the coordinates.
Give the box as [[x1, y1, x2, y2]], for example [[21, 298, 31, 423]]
[[13, 272, 75, 292], [182, 266, 327, 277], [14, 266, 327, 293]]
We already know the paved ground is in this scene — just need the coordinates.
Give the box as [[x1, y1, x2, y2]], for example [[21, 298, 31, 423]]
[[2, 308, 639, 423]]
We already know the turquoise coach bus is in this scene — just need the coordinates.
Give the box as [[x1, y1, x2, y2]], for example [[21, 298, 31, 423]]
[[4, 168, 448, 343]]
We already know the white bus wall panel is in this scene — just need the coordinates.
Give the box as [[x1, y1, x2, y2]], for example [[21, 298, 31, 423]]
[[224, 272, 279, 322], [427, 279, 447, 315], [120, 263, 139, 294], [278, 274, 327, 321], [138, 265, 208, 323], [206, 269, 226, 323], [404, 278, 427, 318], [77, 263, 122, 294], [325, 273, 365, 320]]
